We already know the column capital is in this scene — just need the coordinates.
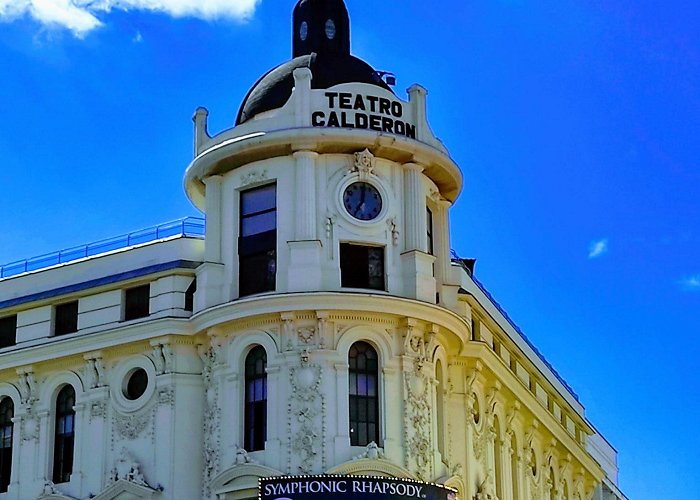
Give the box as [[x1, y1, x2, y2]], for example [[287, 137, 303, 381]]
[[292, 150, 319, 159], [403, 162, 425, 173]]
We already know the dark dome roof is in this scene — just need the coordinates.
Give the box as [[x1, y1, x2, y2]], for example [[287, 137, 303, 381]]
[[235, 53, 392, 125]]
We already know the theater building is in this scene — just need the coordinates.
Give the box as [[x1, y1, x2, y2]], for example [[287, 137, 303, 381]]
[[0, 0, 625, 499]]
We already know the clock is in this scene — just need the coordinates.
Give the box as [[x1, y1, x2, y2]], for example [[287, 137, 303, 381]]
[[343, 182, 382, 221]]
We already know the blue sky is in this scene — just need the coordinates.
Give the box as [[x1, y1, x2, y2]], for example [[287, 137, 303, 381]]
[[1, 1, 698, 497]]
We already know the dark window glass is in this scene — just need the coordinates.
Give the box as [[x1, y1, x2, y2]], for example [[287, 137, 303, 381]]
[[53, 386, 75, 484], [54, 302, 78, 336], [426, 207, 434, 255], [349, 341, 380, 446], [124, 369, 148, 401], [124, 285, 150, 321], [0, 398, 13, 493], [185, 279, 196, 312], [244, 346, 267, 452], [239, 185, 276, 297], [0, 316, 17, 349], [340, 244, 385, 291]]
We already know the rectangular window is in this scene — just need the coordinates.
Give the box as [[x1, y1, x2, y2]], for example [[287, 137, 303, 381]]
[[426, 207, 434, 255], [239, 184, 277, 297], [340, 244, 385, 291], [54, 302, 78, 336], [0, 316, 17, 349], [124, 285, 150, 321], [184, 279, 196, 313]]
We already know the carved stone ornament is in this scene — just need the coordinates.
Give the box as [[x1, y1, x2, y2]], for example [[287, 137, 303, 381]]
[[233, 445, 256, 465], [353, 441, 385, 460], [20, 408, 40, 442], [152, 343, 174, 375], [157, 388, 175, 406], [387, 218, 400, 246], [474, 471, 497, 500], [42, 480, 61, 495], [297, 327, 315, 344], [352, 149, 375, 180], [90, 400, 107, 421], [288, 363, 324, 474], [240, 169, 269, 188], [403, 370, 432, 479], [198, 343, 222, 497], [114, 411, 151, 440], [109, 447, 150, 487]]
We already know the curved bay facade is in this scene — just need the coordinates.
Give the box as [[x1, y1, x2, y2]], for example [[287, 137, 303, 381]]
[[0, 1, 625, 499]]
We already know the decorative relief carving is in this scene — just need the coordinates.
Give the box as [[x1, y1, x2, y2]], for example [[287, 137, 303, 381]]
[[352, 149, 375, 180], [287, 350, 324, 475], [240, 169, 269, 188], [17, 369, 37, 405], [403, 368, 432, 479], [109, 447, 151, 488], [233, 445, 256, 465], [297, 327, 315, 344], [157, 388, 175, 406], [387, 218, 400, 246], [114, 411, 150, 439], [90, 400, 107, 421], [352, 441, 385, 460], [474, 471, 497, 500], [41, 480, 61, 495], [198, 343, 221, 498]]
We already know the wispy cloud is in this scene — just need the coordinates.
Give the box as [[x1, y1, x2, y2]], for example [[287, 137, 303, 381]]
[[0, 0, 261, 38], [132, 30, 142, 43], [588, 238, 609, 259], [679, 275, 700, 292]]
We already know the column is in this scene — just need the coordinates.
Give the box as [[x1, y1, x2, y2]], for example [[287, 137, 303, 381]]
[[294, 151, 318, 241], [288, 151, 323, 292], [403, 163, 426, 253], [197, 175, 226, 309]]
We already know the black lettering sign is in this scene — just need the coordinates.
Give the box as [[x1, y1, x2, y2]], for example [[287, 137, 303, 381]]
[[311, 92, 417, 140], [260, 476, 456, 500]]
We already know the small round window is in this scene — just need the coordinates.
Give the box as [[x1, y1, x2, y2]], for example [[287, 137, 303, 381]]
[[300, 21, 308, 41], [325, 19, 336, 39], [124, 368, 148, 401]]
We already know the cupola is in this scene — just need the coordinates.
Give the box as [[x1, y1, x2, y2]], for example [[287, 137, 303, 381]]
[[235, 0, 391, 125]]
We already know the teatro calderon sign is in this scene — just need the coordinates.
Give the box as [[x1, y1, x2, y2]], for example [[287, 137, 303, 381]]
[[311, 90, 417, 139], [260, 476, 456, 500]]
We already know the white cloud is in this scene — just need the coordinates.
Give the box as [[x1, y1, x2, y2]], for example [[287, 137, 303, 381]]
[[588, 238, 609, 259], [132, 30, 142, 42], [680, 275, 700, 292], [0, 0, 260, 37]]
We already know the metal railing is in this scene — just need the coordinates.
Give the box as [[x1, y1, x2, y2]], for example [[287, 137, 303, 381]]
[[0, 217, 205, 280]]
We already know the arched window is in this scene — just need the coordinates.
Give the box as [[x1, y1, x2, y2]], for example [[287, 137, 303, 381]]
[[348, 341, 379, 446], [244, 346, 267, 452], [493, 415, 503, 500], [0, 398, 13, 493], [53, 385, 75, 484]]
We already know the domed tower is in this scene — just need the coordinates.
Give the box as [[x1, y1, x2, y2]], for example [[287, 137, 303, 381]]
[[184, 1, 615, 500]]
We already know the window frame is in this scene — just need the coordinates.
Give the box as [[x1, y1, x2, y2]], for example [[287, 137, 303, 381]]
[[243, 346, 268, 452], [52, 385, 76, 484], [0, 397, 13, 493], [348, 341, 381, 447], [0, 316, 17, 349], [123, 284, 150, 321], [53, 301, 79, 337], [238, 183, 277, 297], [339, 243, 386, 291]]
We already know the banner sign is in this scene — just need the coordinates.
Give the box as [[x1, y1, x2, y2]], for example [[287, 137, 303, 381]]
[[311, 91, 417, 139], [260, 475, 456, 500]]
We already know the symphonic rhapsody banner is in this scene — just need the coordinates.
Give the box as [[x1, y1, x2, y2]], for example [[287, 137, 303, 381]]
[[259, 476, 457, 500]]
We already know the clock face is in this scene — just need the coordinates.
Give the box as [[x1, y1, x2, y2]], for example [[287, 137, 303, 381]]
[[343, 182, 382, 221]]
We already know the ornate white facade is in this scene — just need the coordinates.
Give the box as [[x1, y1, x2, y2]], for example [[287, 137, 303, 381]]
[[0, 1, 625, 499]]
